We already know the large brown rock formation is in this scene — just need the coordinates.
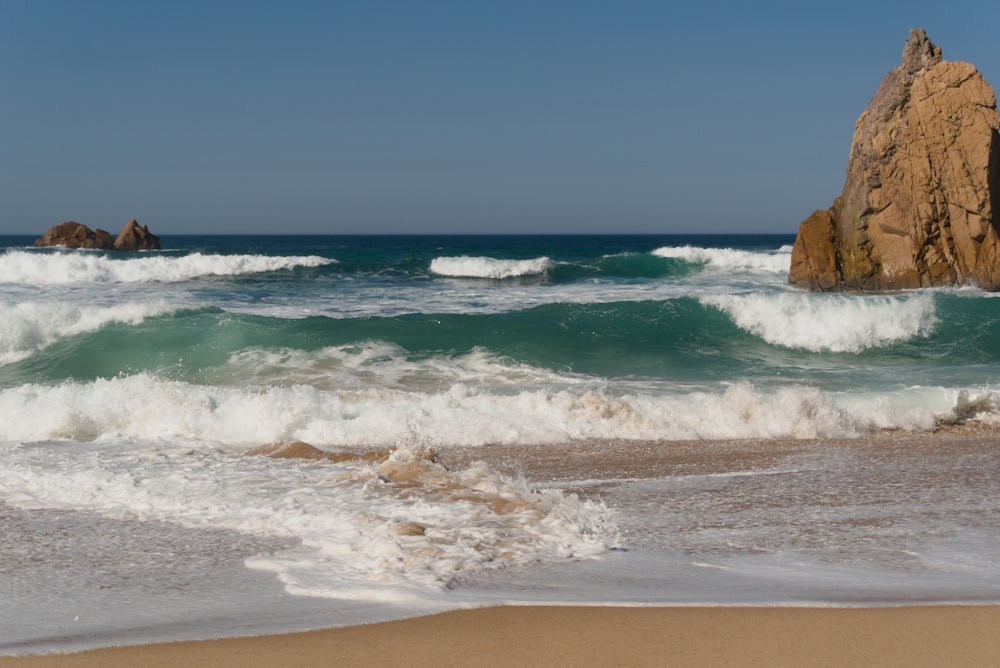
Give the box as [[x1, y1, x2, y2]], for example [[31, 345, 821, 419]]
[[34, 219, 161, 251], [789, 29, 1000, 291]]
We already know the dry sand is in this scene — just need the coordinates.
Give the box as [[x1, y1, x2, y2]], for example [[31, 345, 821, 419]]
[[2, 605, 999, 668]]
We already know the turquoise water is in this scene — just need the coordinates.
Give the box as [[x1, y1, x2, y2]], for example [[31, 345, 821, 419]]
[[5, 234, 1000, 434], [3, 234, 1000, 652]]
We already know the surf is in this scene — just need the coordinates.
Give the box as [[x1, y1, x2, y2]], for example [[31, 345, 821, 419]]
[[0, 439, 618, 599], [701, 292, 939, 353], [429, 255, 551, 279], [652, 244, 792, 274], [0, 250, 336, 284], [1, 369, 991, 445]]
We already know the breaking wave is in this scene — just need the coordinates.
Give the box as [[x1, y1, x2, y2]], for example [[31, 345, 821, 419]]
[[702, 292, 938, 353], [0, 301, 176, 365], [0, 250, 335, 284], [0, 372, 986, 446], [430, 255, 551, 279], [653, 245, 791, 274]]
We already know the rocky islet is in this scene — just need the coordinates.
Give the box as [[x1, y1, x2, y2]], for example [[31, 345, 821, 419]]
[[33, 219, 161, 251]]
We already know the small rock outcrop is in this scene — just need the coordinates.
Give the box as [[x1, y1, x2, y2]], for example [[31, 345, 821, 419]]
[[34, 220, 161, 251], [33, 221, 115, 249], [789, 29, 1000, 290], [113, 219, 161, 251]]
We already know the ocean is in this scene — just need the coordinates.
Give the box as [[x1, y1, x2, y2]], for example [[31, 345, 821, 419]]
[[2, 234, 999, 653]]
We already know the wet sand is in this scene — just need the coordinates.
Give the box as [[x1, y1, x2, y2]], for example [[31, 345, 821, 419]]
[[436, 429, 1000, 486], [2, 605, 999, 668], [4, 431, 999, 665]]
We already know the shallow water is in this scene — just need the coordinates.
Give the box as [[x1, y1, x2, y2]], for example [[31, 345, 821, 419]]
[[451, 433, 1000, 602], [4, 432, 999, 654]]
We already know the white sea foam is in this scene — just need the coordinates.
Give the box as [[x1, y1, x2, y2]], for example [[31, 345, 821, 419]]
[[0, 250, 335, 284], [2, 367, 989, 601], [0, 371, 987, 446], [702, 292, 938, 353], [430, 255, 551, 279], [0, 441, 617, 599], [0, 301, 176, 365], [652, 245, 791, 274], [210, 343, 587, 392]]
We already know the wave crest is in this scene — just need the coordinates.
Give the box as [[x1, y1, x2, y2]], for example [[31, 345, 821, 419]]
[[652, 245, 791, 274], [0, 251, 335, 284], [430, 255, 551, 279], [0, 373, 975, 445], [0, 301, 175, 365], [702, 292, 938, 353]]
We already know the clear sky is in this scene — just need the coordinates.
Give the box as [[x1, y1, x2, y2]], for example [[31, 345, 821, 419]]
[[2, 1, 998, 235]]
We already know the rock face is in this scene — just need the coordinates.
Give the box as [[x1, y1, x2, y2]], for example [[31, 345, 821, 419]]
[[34, 220, 161, 251], [33, 221, 115, 249], [113, 219, 161, 251], [789, 29, 1000, 290]]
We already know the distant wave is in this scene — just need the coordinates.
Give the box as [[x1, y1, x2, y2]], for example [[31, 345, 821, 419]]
[[544, 252, 691, 283], [702, 292, 938, 353], [653, 245, 791, 274], [0, 251, 336, 284], [430, 255, 551, 279]]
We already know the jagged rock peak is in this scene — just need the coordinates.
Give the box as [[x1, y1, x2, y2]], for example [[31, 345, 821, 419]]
[[114, 219, 161, 251], [788, 30, 1000, 291], [900, 28, 941, 79]]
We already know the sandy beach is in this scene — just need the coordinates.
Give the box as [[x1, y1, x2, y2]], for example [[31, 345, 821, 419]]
[[2, 605, 998, 667]]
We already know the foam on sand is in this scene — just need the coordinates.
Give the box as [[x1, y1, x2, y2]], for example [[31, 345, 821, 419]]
[[0, 441, 618, 600]]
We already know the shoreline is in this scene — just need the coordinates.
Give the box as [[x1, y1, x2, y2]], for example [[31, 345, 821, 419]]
[[5, 429, 1000, 660], [3, 604, 999, 667], [4, 430, 1000, 657]]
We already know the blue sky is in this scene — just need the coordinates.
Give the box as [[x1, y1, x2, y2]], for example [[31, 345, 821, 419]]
[[2, 1, 998, 235]]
